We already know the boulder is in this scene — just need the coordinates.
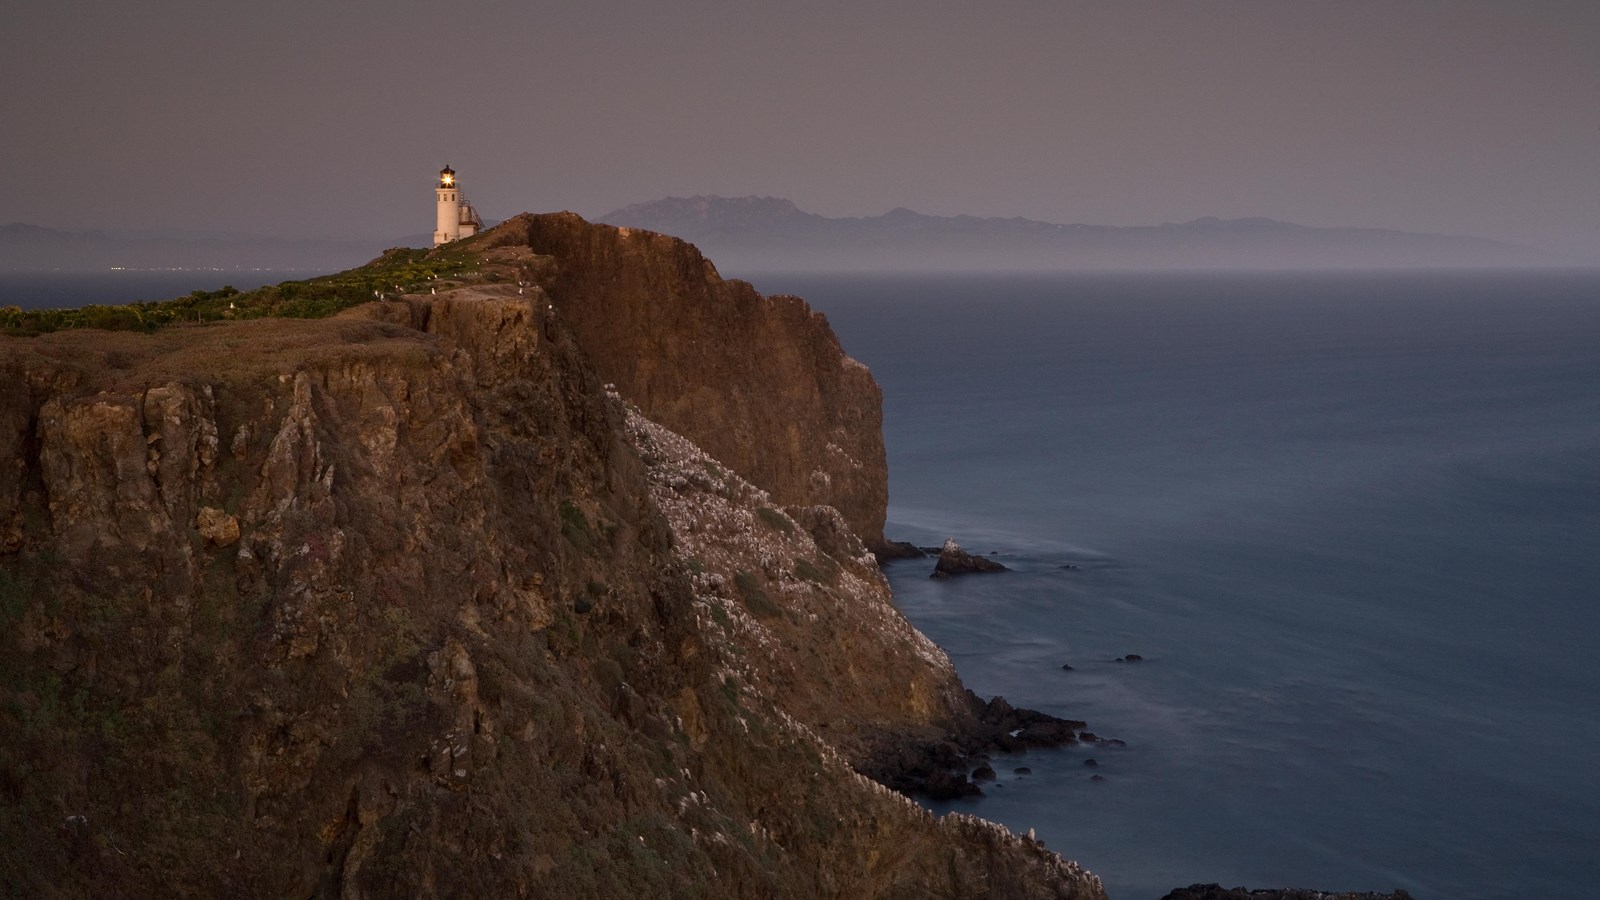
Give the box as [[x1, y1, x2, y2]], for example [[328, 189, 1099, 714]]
[[930, 538, 1009, 579], [195, 506, 239, 547], [873, 539, 926, 562], [921, 770, 982, 800]]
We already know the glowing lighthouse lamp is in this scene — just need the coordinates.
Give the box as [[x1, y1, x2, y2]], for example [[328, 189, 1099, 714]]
[[433, 165, 483, 246]]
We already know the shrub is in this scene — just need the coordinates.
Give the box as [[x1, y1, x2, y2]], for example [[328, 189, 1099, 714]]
[[559, 501, 596, 554], [733, 571, 780, 619], [755, 507, 794, 535], [2, 247, 477, 336], [793, 557, 838, 586]]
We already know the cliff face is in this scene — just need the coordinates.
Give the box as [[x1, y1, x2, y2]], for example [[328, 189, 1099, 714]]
[[462, 213, 891, 550], [0, 232, 1103, 899]]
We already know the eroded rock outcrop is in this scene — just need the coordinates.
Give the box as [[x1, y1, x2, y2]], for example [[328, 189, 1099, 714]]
[[461, 213, 892, 551], [932, 537, 1010, 578], [0, 251, 1103, 898]]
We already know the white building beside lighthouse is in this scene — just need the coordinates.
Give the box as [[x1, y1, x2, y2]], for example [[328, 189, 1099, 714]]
[[433, 165, 483, 246]]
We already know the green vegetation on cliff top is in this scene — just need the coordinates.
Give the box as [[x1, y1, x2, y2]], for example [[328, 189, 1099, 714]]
[[0, 246, 475, 337]]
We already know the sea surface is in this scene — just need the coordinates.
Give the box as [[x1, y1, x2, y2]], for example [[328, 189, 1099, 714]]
[[749, 270, 1600, 900], [0, 270, 316, 310], [8, 268, 1598, 898]]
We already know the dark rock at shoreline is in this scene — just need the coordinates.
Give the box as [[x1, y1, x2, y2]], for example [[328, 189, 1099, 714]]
[[1161, 885, 1415, 900], [922, 770, 983, 800], [1017, 719, 1080, 746], [1114, 654, 1144, 663], [1014, 766, 1032, 775], [972, 764, 997, 782], [1061, 663, 1074, 671], [873, 539, 926, 562], [856, 690, 1095, 799], [930, 538, 1009, 579], [1083, 758, 1098, 767]]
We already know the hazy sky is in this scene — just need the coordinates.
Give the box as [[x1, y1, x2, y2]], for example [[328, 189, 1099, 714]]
[[5, 1, 1598, 257]]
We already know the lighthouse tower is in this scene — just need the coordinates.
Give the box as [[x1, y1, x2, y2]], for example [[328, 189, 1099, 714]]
[[433, 165, 482, 246]]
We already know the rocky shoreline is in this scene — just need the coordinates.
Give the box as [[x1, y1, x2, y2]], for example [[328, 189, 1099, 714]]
[[0, 212, 1415, 899], [0, 214, 1111, 899], [858, 692, 1098, 800], [871, 535, 1416, 900]]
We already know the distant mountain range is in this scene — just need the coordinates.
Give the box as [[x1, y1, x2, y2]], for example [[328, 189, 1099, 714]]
[[0, 223, 416, 274], [599, 196, 1531, 272], [5, 199, 1533, 273]]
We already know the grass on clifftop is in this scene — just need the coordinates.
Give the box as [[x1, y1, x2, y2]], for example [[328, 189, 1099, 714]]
[[0, 247, 477, 337]]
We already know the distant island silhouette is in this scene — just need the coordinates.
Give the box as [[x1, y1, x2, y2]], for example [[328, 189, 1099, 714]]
[[4, 196, 1533, 273], [600, 195, 1530, 272], [0, 222, 398, 274]]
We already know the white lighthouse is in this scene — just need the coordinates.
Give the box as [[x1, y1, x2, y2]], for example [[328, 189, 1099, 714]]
[[433, 165, 483, 246]]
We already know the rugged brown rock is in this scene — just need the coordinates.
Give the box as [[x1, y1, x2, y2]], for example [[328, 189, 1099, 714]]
[[463, 213, 892, 552], [0, 219, 1105, 899], [932, 538, 1010, 579]]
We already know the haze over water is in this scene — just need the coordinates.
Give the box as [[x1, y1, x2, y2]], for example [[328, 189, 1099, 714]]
[[754, 270, 1600, 900], [0, 271, 300, 311]]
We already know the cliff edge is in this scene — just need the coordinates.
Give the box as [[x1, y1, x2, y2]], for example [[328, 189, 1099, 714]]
[[0, 218, 1103, 898], [460, 213, 891, 551]]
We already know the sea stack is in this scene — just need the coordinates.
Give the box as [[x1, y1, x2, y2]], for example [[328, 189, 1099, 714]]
[[931, 538, 1009, 578]]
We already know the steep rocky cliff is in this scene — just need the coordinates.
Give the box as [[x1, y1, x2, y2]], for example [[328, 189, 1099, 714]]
[[461, 213, 891, 551], [0, 221, 1104, 898]]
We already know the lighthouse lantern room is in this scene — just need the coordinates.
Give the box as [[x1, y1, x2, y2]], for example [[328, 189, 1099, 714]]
[[433, 165, 483, 246]]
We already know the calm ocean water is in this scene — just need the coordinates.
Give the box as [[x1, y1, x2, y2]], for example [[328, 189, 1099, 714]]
[[0, 271, 313, 310], [750, 270, 1600, 900]]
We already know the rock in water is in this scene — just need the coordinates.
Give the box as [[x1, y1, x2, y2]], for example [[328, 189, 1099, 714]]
[[872, 539, 926, 562], [931, 538, 1009, 578]]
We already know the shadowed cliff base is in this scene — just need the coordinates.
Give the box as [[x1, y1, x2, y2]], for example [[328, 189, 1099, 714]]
[[0, 217, 1105, 898]]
